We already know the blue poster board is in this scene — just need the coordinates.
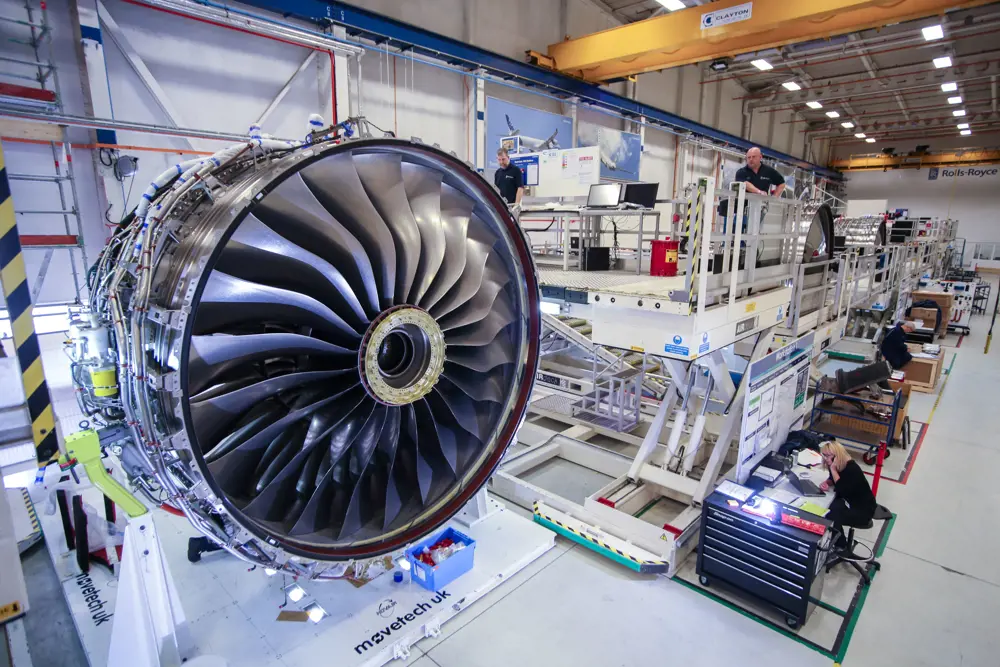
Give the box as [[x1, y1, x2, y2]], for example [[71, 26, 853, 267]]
[[486, 98, 572, 170], [577, 121, 641, 181]]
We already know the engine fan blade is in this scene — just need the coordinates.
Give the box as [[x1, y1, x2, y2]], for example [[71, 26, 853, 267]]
[[444, 329, 515, 372], [444, 294, 515, 346], [226, 215, 368, 329], [417, 183, 473, 309], [187, 333, 353, 396], [428, 238, 491, 319], [353, 152, 422, 305], [401, 163, 445, 304], [300, 154, 397, 308], [442, 362, 505, 403], [190, 370, 352, 447], [195, 271, 361, 345], [253, 173, 380, 316]]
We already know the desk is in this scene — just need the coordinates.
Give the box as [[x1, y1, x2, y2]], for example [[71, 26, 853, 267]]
[[520, 206, 663, 273], [761, 463, 834, 511]]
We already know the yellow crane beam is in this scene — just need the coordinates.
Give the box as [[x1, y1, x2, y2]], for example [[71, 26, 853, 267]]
[[547, 0, 996, 82], [831, 150, 1000, 171]]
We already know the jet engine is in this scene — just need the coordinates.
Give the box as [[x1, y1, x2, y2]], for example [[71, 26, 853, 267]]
[[79, 125, 540, 578]]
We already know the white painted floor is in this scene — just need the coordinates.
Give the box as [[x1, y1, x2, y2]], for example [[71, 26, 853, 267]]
[[6, 280, 998, 667]]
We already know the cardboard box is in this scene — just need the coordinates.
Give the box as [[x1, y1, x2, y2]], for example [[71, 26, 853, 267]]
[[898, 344, 944, 392], [911, 291, 955, 336]]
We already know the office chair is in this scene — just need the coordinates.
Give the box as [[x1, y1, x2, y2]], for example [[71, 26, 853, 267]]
[[825, 504, 892, 586]]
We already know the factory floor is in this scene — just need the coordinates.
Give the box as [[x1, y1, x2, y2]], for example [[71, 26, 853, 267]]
[[3, 284, 998, 667]]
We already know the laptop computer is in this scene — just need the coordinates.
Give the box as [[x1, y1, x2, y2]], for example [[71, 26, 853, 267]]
[[787, 472, 825, 497], [587, 183, 623, 208]]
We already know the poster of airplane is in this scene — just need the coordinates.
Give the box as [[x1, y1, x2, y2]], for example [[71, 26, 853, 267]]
[[577, 120, 641, 181], [486, 97, 573, 170]]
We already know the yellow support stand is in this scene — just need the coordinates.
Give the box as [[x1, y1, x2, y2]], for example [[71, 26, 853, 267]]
[[62, 430, 148, 518]]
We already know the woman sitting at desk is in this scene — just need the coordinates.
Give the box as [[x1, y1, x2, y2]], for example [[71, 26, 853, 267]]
[[819, 440, 877, 547]]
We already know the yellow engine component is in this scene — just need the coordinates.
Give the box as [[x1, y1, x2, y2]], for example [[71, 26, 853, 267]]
[[89, 365, 118, 397]]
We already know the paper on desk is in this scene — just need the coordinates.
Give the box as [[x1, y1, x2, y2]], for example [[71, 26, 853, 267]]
[[769, 489, 799, 506], [797, 501, 830, 518], [797, 449, 823, 467], [716, 480, 754, 502]]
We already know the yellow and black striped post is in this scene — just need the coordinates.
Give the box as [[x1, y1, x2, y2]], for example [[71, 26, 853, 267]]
[[687, 179, 706, 311], [0, 142, 59, 465]]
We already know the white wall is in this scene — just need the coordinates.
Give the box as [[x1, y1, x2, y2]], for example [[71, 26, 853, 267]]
[[844, 165, 1000, 242]]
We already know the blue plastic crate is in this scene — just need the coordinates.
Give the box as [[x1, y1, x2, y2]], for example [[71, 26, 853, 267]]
[[405, 526, 476, 592]]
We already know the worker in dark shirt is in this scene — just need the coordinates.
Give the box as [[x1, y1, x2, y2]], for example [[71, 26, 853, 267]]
[[819, 440, 876, 549], [494, 147, 524, 209], [735, 147, 786, 197], [881, 321, 916, 370]]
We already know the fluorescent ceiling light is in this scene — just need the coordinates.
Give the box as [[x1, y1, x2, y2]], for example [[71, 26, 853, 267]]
[[855, 133, 867, 138], [826, 111, 840, 118], [953, 109, 966, 116], [922, 25, 944, 41], [957, 123, 970, 129], [948, 96, 963, 104], [782, 81, 801, 91], [656, 0, 687, 10], [806, 101, 823, 109], [866, 138, 877, 143], [941, 82, 958, 92], [960, 129, 972, 136], [933, 56, 953, 68], [841, 121, 855, 128], [751, 59, 773, 71]]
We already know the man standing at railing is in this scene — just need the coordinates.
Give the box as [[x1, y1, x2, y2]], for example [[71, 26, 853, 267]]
[[736, 147, 786, 198]]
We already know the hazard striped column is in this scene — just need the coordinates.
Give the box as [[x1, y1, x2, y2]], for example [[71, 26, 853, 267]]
[[0, 142, 60, 465], [687, 180, 706, 311]]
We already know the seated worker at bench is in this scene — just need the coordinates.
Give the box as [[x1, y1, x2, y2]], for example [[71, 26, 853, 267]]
[[880, 321, 917, 370], [819, 440, 876, 550]]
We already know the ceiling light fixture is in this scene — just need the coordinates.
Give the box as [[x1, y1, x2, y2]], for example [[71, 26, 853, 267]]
[[841, 122, 855, 128], [826, 111, 840, 118], [933, 56, 953, 68], [751, 59, 773, 71], [656, 0, 687, 10], [855, 133, 866, 138], [953, 109, 966, 116], [948, 96, 963, 104], [866, 138, 877, 143], [957, 123, 970, 129], [709, 59, 729, 72], [922, 25, 944, 41], [782, 81, 801, 91], [960, 129, 972, 136], [941, 82, 958, 92], [806, 101, 823, 109]]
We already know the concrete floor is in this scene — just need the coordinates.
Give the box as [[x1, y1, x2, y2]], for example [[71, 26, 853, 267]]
[[4, 281, 998, 666]]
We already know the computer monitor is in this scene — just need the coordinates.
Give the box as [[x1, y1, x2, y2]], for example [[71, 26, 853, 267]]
[[621, 182, 659, 209], [587, 183, 622, 208]]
